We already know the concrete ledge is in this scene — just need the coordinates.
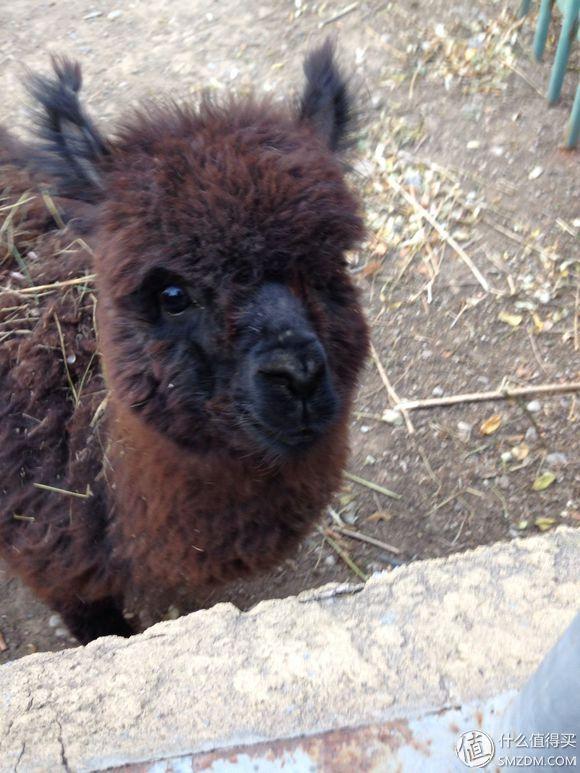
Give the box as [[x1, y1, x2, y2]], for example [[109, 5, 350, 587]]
[[1, 529, 578, 772]]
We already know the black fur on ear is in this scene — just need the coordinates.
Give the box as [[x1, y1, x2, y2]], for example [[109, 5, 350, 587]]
[[299, 39, 355, 152], [26, 56, 109, 202]]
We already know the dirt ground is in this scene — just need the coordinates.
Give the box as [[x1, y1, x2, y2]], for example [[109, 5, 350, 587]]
[[0, 0, 578, 663]]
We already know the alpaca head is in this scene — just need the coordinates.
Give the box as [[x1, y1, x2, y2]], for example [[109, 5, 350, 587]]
[[28, 43, 369, 458]]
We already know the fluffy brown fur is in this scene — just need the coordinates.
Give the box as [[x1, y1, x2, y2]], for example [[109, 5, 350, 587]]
[[0, 43, 369, 643]]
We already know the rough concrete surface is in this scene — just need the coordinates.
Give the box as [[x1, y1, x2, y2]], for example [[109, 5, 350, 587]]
[[1, 529, 578, 772]]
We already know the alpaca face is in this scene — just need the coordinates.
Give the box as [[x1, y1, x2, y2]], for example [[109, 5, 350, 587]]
[[27, 44, 370, 458], [97, 144, 367, 457]]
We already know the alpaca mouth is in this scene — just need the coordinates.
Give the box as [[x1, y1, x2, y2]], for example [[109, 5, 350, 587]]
[[241, 411, 321, 453]]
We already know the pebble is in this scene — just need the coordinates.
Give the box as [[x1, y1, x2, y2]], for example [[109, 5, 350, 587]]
[[48, 614, 61, 628], [497, 475, 510, 490], [526, 400, 542, 413], [54, 627, 68, 638], [500, 451, 512, 463], [83, 10, 103, 19], [324, 555, 337, 567], [107, 9, 123, 20], [525, 427, 538, 444], [432, 385, 444, 397], [382, 409, 403, 426], [403, 169, 422, 189], [457, 421, 472, 442], [545, 452, 567, 467], [364, 454, 377, 466], [360, 425, 371, 434]]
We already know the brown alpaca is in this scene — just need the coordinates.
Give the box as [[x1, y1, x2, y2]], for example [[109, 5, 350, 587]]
[[0, 43, 369, 644]]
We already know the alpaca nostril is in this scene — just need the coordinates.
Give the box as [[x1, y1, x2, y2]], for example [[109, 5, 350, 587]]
[[258, 355, 325, 399]]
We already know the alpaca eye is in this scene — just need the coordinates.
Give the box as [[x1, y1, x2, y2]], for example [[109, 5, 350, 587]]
[[159, 285, 191, 315]]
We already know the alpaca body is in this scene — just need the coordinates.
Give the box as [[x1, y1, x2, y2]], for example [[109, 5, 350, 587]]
[[0, 44, 369, 642]]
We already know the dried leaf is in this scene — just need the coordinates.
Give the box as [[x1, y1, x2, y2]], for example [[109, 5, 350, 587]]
[[498, 310, 522, 327], [531, 312, 544, 333], [532, 471, 556, 491], [480, 414, 502, 435], [534, 516, 556, 531], [362, 260, 382, 278], [511, 442, 529, 461], [366, 511, 392, 524]]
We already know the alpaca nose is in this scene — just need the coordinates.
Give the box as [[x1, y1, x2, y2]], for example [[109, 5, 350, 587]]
[[258, 341, 326, 399]]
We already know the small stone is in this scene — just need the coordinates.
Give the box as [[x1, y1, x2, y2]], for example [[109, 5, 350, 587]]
[[528, 165, 543, 180], [457, 421, 472, 442], [500, 451, 512, 463], [107, 9, 123, 20], [526, 400, 541, 413], [343, 511, 358, 525], [497, 475, 510, 490], [403, 169, 422, 189], [48, 614, 61, 628], [364, 454, 377, 466], [360, 425, 371, 434], [545, 452, 567, 467], [467, 140, 480, 150], [324, 555, 337, 567], [66, 353, 76, 365], [382, 409, 403, 427], [54, 627, 68, 638], [83, 10, 103, 19], [432, 385, 444, 397], [535, 289, 551, 305], [525, 427, 538, 444], [166, 605, 180, 620]]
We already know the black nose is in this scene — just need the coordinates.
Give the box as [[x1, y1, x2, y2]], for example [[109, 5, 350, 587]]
[[258, 342, 325, 399]]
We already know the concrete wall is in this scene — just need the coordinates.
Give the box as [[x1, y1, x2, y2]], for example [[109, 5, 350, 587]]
[[0, 528, 578, 772]]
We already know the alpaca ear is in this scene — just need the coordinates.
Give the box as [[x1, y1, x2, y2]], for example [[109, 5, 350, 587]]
[[27, 57, 109, 202], [299, 40, 354, 152]]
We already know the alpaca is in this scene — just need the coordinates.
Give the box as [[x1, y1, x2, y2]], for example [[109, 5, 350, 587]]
[[0, 42, 369, 644]]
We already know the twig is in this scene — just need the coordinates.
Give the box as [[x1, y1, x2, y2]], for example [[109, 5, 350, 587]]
[[345, 471, 401, 500], [33, 482, 92, 499], [385, 174, 490, 292], [3, 274, 96, 296], [369, 342, 415, 434], [333, 525, 401, 555], [319, 529, 368, 581], [319, 1, 358, 27], [574, 284, 579, 353], [53, 313, 78, 406], [483, 217, 558, 263], [526, 326, 550, 377], [396, 382, 580, 411], [503, 60, 544, 98]]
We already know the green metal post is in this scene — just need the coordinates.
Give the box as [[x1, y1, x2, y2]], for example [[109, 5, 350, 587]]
[[565, 84, 580, 148], [547, 0, 580, 103], [534, 0, 555, 60]]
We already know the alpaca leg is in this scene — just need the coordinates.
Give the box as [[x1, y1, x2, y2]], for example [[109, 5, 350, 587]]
[[57, 597, 135, 644]]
